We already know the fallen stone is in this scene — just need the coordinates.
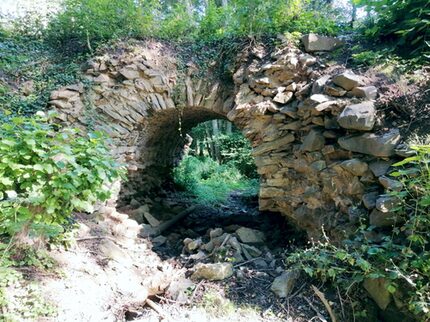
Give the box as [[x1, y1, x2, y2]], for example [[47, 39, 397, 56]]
[[307, 94, 331, 106], [351, 86, 378, 100], [340, 159, 369, 176], [378, 176, 403, 191], [152, 235, 167, 247], [369, 209, 399, 227], [273, 91, 294, 104], [236, 227, 265, 245], [338, 129, 401, 157], [337, 101, 376, 131], [166, 277, 195, 302], [302, 33, 343, 52], [333, 71, 365, 91], [119, 67, 141, 80], [271, 270, 300, 298], [311, 75, 331, 94], [369, 161, 392, 177], [376, 195, 402, 213], [186, 238, 203, 252], [191, 263, 233, 281], [241, 244, 262, 260], [363, 278, 391, 310], [301, 130, 325, 152], [362, 192, 378, 209], [209, 228, 224, 239], [394, 143, 417, 157], [299, 54, 317, 66], [324, 85, 347, 97]]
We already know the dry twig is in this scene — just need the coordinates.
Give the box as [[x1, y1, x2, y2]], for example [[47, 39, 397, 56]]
[[312, 285, 338, 322]]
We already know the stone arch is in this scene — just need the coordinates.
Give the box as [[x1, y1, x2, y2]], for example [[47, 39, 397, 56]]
[[49, 39, 405, 240]]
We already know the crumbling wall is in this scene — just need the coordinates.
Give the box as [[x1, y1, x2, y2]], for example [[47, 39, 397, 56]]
[[49, 38, 406, 240]]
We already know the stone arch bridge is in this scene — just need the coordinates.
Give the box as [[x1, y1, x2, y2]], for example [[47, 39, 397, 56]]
[[49, 39, 404, 240]]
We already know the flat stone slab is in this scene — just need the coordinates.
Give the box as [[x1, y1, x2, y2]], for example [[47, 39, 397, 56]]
[[338, 129, 401, 157]]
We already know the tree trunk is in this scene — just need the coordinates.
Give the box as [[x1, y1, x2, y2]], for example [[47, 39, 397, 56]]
[[212, 120, 221, 162], [351, 3, 357, 28], [226, 121, 232, 135]]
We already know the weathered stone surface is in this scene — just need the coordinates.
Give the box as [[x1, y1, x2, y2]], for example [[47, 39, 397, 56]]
[[369, 161, 392, 177], [363, 278, 391, 310], [370, 209, 398, 227], [340, 159, 369, 176], [333, 72, 365, 91], [378, 176, 403, 191], [302, 33, 343, 52], [191, 263, 233, 281], [236, 227, 265, 245], [312, 75, 331, 94], [271, 270, 300, 298], [351, 86, 378, 100], [337, 101, 375, 131], [376, 195, 401, 213], [273, 91, 294, 104], [338, 129, 401, 157], [362, 192, 378, 209], [301, 130, 325, 151], [324, 85, 347, 97], [252, 134, 295, 156]]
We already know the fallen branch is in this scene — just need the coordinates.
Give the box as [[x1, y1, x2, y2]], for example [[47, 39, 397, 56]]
[[312, 285, 338, 322], [140, 206, 196, 238], [302, 295, 327, 322], [145, 298, 171, 320]]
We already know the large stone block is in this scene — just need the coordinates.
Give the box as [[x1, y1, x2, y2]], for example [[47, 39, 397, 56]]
[[301, 33, 343, 52], [338, 129, 401, 157], [338, 101, 376, 131]]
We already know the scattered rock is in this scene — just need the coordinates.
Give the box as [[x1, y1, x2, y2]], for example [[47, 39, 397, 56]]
[[312, 75, 331, 94], [301, 33, 343, 52], [362, 192, 378, 209], [241, 244, 262, 260], [350, 86, 378, 100], [376, 195, 402, 213], [270, 270, 300, 298], [340, 159, 369, 176], [363, 278, 391, 310], [338, 129, 401, 157], [152, 235, 167, 246], [337, 101, 375, 131], [273, 91, 294, 104], [209, 228, 224, 239], [191, 263, 233, 281], [333, 71, 365, 91], [378, 176, 403, 191], [369, 161, 392, 177], [369, 209, 399, 227], [236, 227, 265, 245]]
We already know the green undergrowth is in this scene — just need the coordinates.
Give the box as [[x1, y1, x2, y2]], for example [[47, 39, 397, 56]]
[[285, 143, 430, 320], [173, 155, 259, 205], [0, 242, 58, 320], [0, 34, 86, 119]]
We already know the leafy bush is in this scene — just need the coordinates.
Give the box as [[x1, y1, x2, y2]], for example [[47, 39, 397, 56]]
[[357, 0, 430, 58], [0, 113, 125, 240], [173, 155, 258, 204], [285, 144, 430, 320]]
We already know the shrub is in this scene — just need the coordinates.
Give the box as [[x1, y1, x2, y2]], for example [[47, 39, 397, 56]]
[[0, 113, 125, 241], [285, 143, 430, 320], [173, 155, 258, 204]]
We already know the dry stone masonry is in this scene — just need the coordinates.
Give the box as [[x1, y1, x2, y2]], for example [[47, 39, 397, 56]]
[[49, 37, 407, 240]]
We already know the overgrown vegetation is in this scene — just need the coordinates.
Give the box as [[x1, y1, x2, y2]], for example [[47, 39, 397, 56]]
[[286, 143, 430, 320], [174, 120, 258, 205], [0, 113, 125, 242]]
